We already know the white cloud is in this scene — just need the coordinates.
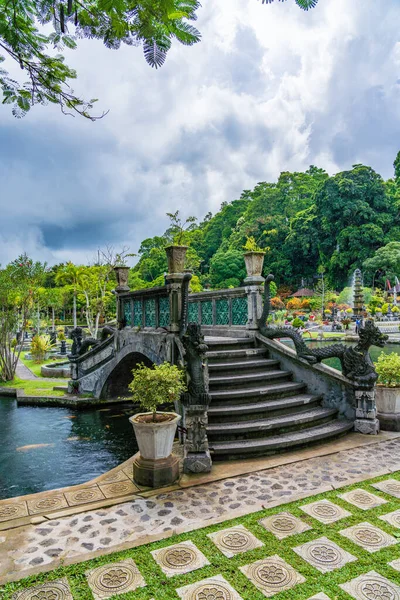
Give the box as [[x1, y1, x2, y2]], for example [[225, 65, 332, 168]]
[[1, 0, 400, 265]]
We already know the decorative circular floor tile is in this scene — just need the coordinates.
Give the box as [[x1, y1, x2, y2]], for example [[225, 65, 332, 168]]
[[340, 570, 400, 599], [373, 479, 400, 499], [99, 481, 138, 499], [176, 575, 243, 600], [293, 536, 357, 573], [65, 487, 105, 506], [0, 502, 28, 522], [259, 512, 311, 539], [339, 523, 397, 553], [86, 559, 145, 600], [28, 495, 68, 515], [100, 470, 128, 484], [339, 489, 387, 510], [300, 500, 351, 524], [12, 578, 73, 600], [151, 541, 209, 577], [240, 555, 305, 596], [192, 582, 234, 599], [379, 509, 400, 529], [208, 525, 263, 557]]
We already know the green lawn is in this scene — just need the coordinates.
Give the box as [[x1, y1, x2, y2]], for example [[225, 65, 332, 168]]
[[0, 377, 66, 396], [2, 473, 400, 599]]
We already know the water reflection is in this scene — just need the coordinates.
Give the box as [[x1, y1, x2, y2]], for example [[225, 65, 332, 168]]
[[0, 399, 137, 499]]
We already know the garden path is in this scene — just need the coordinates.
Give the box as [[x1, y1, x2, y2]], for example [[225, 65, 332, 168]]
[[1, 437, 400, 585]]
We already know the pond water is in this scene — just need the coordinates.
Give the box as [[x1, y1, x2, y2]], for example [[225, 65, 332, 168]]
[[0, 399, 138, 500], [282, 340, 400, 371]]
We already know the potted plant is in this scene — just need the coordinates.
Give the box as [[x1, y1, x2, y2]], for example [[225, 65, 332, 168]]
[[165, 211, 197, 274], [243, 236, 266, 279], [375, 352, 400, 431], [128, 362, 186, 485]]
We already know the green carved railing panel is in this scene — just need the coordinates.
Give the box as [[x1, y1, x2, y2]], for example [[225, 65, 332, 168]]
[[188, 302, 200, 323], [216, 298, 229, 325], [201, 300, 213, 326], [145, 298, 156, 327], [158, 296, 170, 328], [133, 299, 143, 327], [232, 297, 248, 326], [123, 300, 132, 326]]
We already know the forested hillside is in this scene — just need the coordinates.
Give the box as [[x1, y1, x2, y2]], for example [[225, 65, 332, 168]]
[[130, 154, 400, 293]]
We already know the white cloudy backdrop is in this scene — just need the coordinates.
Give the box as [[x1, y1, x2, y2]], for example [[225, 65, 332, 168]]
[[1, 0, 399, 265]]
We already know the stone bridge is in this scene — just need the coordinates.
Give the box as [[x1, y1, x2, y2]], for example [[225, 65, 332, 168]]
[[69, 277, 262, 399], [69, 270, 383, 470]]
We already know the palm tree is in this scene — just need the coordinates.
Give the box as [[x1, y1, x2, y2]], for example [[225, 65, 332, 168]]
[[262, 0, 318, 9], [55, 263, 85, 328]]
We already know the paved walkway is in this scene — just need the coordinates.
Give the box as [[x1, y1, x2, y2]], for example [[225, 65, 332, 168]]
[[2, 437, 400, 585], [15, 360, 63, 383]]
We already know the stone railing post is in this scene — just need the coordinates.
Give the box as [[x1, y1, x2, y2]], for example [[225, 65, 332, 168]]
[[165, 273, 184, 333], [354, 388, 380, 434], [245, 274, 265, 330]]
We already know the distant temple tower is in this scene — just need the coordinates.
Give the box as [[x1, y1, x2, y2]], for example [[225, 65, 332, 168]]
[[353, 269, 364, 319]]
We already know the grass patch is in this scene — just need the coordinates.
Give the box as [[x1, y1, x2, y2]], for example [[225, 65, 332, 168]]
[[0, 378, 66, 396], [2, 473, 400, 599]]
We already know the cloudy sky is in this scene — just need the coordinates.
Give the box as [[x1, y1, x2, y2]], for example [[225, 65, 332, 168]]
[[1, 0, 400, 266]]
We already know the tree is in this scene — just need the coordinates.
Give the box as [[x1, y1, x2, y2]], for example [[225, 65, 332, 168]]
[[0, 254, 46, 381], [77, 265, 115, 336], [0, 0, 201, 119], [209, 248, 246, 289], [363, 242, 400, 287], [55, 262, 85, 328], [1, 0, 320, 120]]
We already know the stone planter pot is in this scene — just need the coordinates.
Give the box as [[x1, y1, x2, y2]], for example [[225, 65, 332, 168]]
[[165, 246, 188, 274], [129, 412, 181, 460], [375, 386, 400, 431], [244, 251, 265, 279], [114, 266, 130, 291]]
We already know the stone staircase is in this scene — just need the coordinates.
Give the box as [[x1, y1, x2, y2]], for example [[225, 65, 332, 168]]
[[206, 337, 353, 460]]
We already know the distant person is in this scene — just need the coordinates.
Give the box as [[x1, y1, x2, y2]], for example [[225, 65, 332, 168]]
[[355, 318, 361, 334]]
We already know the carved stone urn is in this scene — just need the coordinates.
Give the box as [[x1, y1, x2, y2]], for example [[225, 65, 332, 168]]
[[243, 251, 265, 285], [114, 266, 130, 292], [129, 412, 181, 487], [165, 245, 188, 274]]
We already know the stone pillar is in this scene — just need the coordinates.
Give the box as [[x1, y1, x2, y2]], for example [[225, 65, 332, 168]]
[[165, 273, 184, 333], [182, 394, 212, 473], [245, 277, 265, 330], [354, 388, 380, 435]]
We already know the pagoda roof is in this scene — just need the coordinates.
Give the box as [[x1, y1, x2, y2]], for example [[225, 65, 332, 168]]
[[290, 288, 316, 298]]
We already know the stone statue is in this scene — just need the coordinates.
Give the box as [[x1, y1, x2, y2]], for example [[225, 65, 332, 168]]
[[181, 322, 210, 403], [258, 275, 387, 389], [69, 325, 116, 357], [181, 322, 212, 473]]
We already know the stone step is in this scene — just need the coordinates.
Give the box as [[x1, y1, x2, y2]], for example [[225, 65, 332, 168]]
[[209, 369, 292, 389], [206, 337, 255, 349], [208, 393, 321, 420], [209, 419, 354, 459], [208, 358, 280, 373], [210, 380, 306, 403], [206, 348, 267, 361], [207, 406, 338, 437]]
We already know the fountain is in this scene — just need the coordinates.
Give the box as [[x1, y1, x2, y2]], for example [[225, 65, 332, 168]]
[[352, 269, 364, 320]]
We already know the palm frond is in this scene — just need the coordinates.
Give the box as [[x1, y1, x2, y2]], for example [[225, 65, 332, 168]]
[[262, 0, 318, 9], [143, 40, 167, 68]]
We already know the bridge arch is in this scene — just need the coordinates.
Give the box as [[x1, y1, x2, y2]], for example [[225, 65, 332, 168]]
[[97, 341, 164, 399]]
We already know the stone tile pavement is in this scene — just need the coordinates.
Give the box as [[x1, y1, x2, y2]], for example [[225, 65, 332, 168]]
[[2, 437, 400, 585]]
